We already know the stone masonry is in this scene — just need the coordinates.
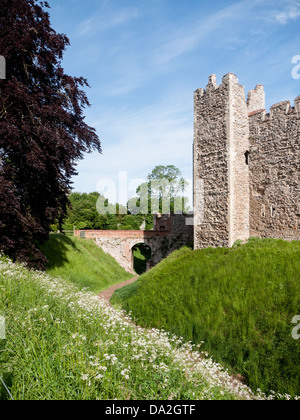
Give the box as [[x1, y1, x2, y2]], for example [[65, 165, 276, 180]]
[[193, 73, 300, 249], [75, 213, 193, 274]]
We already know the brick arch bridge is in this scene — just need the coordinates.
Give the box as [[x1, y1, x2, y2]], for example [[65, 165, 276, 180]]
[[74, 213, 193, 274]]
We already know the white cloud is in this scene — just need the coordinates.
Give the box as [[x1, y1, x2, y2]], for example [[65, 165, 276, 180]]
[[272, 0, 300, 24], [100, 0, 259, 97], [151, 0, 258, 68], [76, 7, 139, 38], [275, 9, 300, 24]]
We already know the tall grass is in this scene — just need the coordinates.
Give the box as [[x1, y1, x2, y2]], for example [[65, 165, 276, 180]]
[[111, 238, 300, 398], [39, 234, 132, 293], [0, 256, 260, 400]]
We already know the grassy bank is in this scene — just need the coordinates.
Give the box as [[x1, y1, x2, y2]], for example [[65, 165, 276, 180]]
[[39, 234, 132, 293], [111, 238, 300, 398], [0, 257, 261, 400]]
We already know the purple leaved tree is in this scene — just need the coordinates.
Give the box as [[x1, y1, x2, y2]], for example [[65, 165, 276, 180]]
[[0, 0, 101, 268]]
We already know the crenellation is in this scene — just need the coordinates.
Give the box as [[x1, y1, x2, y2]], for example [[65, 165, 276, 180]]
[[270, 100, 291, 117], [194, 73, 300, 249], [206, 74, 218, 92], [222, 73, 239, 84], [247, 84, 265, 114], [249, 98, 300, 126], [194, 88, 205, 99]]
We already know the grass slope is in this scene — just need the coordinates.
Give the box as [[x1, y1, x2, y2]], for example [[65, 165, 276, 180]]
[[111, 238, 300, 398], [40, 234, 132, 293], [0, 257, 258, 400]]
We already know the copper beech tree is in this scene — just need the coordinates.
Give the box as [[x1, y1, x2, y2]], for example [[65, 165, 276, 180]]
[[0, 0, 101, 268]]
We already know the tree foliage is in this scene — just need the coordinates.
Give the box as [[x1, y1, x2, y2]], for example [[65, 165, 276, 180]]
[[0, 0, 101, 268], [63, 166, 189, 233], [129, 165, 190, 217], [62, 192, 144, 232]]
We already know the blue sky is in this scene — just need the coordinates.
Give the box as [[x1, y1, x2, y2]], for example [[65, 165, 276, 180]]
[[48, 0, 300, 205]]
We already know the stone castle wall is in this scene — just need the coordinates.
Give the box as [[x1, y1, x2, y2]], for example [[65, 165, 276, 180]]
[[248, 97, 300, 240], [193, 75, 230, 248], [193, 74, 250, 248], [194, 74, 300, 249]]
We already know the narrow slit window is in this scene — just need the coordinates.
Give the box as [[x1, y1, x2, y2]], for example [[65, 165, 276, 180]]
[[245, 150, 250, 165], [271, 206, 276, 217], [245, 151, 250, 165]]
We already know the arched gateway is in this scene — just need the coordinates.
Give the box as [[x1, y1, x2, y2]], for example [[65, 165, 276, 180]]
[[74, 213, 193, 274], [131, 243, 152, 274]]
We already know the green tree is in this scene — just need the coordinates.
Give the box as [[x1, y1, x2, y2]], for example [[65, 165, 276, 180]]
[[63, 192, 116, 230], [62, 192, 131, 231], [119, 215, 141, 230], [147, 165, 182, 183], [128, 165, 189, 225]]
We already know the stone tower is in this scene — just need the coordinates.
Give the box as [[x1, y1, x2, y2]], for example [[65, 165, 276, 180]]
[[194, 73, 300, 249], [193, 74, 250, 248]]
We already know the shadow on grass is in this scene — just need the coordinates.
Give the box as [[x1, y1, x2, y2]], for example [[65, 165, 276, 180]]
[[39, 233, 80, 270]]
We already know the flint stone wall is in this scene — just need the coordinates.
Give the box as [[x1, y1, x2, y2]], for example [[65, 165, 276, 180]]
[[249, 98, 300, 240], [194, 74, 299, 249]]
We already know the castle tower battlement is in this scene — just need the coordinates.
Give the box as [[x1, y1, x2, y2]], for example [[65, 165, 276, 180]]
[[194, 74, 300, 249], [247, 84, 265, 114], [194, 73, 250, 248]]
